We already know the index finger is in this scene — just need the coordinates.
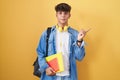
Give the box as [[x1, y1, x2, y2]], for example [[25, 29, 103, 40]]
[[85, 28, 91, 33]]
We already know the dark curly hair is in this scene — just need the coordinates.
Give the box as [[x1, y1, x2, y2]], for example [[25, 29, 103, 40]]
[[55, 3, 71, 12]]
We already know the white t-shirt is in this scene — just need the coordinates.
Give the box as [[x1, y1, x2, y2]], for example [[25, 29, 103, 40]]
[[56, 29, 70, 76]]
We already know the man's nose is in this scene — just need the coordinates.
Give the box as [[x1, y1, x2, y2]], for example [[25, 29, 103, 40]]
[[61, 13, 65, 17]]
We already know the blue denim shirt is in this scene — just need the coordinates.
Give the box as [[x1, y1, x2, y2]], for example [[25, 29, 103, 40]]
[[36, 26, 85, 80]]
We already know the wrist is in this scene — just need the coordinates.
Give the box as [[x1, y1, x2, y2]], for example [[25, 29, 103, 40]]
[[76, 39, 83, 46], [77, 39, 83, 43]]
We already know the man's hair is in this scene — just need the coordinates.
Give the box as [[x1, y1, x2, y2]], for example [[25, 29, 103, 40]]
[[55, 3, 71, 12]]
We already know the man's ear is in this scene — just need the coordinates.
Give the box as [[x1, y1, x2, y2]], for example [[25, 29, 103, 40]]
[[56, 12, 57, 17]]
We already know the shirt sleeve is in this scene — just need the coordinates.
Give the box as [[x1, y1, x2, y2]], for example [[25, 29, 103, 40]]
[[36, 30, 49, 73], [72, 40, 86, 61]]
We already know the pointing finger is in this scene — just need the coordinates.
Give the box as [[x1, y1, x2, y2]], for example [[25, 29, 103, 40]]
[[85, 28, 91, 33]]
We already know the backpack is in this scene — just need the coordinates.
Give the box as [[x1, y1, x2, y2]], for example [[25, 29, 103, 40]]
[[33, 27, 52, 78]]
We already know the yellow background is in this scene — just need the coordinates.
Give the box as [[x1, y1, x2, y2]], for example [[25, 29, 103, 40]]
[[0, 0, 120, 80]]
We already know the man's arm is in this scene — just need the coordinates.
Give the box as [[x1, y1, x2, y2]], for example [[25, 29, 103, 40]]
[[36, 31, 49, 73], [37, 30, 56, 75], [73, 40, 85, 61], [72, 28, 90, 61]]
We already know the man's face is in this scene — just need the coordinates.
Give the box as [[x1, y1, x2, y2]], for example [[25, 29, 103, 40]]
[[56, 11, 71, 24]]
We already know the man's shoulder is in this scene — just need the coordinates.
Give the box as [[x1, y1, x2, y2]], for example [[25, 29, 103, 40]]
[[47, 25, 56, 31], [42, 25, 55, 35], [68, 26, 79, 34]]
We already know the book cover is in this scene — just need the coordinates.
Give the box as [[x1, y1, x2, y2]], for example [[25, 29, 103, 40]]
[[45, 53, 64, 73], [47, 58, 59, 72]]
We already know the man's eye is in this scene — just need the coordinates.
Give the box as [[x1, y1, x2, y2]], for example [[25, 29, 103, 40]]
[[59, 12, 62, 14], [64, 12, 68, 15]]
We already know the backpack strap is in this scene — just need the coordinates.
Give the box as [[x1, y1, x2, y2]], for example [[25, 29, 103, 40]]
[[33, 27, 51, 66], [45, 27, 52, 57]]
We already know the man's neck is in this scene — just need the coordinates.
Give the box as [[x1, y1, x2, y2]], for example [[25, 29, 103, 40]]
[[57, 23, 68, 29]]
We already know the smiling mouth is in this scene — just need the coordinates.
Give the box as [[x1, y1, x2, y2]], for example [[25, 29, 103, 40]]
[[61, 19, 66, 21]]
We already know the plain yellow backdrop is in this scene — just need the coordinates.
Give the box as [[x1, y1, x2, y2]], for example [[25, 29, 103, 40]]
[[0, 0, 120, 80]]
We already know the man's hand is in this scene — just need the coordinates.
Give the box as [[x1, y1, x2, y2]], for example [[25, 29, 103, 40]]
[[78, 28, 91, 40], [77, 28, 91, 46], [46, 67, 56, 76]]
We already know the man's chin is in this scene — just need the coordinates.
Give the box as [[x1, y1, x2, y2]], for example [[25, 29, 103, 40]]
[[59, 21, 67, 24]]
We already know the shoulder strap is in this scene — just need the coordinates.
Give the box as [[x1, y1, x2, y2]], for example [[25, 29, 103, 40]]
[[46, 27, 52, 57], [33, 27, 51, 66]]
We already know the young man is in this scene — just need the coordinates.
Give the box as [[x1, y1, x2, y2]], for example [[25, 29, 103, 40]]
[[37, 3, 87, 80]]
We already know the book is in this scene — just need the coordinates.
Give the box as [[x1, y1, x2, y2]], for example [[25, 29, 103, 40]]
[[45, 53, 64, 73], [47, 58, 59, 72]]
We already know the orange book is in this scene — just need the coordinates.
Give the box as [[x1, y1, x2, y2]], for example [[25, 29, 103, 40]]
[[45, 53, 64, 73], [47, 58, 59, 72]]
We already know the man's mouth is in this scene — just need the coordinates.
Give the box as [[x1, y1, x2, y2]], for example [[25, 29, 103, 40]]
[[61, 19, 66, 21]]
